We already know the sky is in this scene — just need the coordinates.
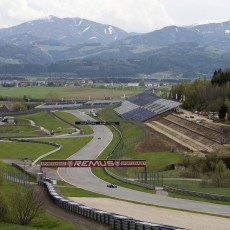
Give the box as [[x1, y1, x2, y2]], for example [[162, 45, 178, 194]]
[[0, 0, 230, 33]]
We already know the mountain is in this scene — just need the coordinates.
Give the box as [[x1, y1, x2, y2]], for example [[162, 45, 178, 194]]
[[0, 17, 230, 77], [115, 21, 230, 49], [0, 15, 129, 46]]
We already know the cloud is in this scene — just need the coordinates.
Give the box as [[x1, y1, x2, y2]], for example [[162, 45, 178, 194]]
[[0, 0, 174, 32]]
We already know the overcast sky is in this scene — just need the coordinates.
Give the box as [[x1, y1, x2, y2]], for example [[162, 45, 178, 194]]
[[0, 0, 230, 32]]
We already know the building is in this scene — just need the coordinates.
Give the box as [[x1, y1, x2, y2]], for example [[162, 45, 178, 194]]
[[0, 105, 9, 113], [2, 116, 15, 124]]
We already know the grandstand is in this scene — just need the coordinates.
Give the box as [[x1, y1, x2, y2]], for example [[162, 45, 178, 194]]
[[114, 89, 181, 122], [36, 99, 121, 109]]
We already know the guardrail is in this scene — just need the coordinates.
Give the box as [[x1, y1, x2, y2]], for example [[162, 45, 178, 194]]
[[41, 180, 187, 230], [163, 186, 230, 202]]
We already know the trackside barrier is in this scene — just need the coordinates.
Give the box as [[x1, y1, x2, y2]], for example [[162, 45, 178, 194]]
[[40, 180, 188, 230], [105, 167, 155, 190], [163, 186, 230, 202]]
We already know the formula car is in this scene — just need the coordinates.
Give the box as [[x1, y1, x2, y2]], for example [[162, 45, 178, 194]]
[[107, 183, 117, 188]]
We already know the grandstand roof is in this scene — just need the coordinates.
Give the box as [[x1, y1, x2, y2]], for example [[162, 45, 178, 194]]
[[114, 89, 181, 122]]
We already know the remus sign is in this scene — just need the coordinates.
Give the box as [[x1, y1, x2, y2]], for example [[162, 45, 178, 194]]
[[40, 160, 146, 168]]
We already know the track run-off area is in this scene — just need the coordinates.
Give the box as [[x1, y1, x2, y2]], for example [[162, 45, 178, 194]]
[[54, 110, 230, 229]]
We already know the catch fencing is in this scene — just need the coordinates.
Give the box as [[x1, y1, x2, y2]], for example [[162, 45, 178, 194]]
[[3, 170, 30, 186], [163, 186, 230, 202]]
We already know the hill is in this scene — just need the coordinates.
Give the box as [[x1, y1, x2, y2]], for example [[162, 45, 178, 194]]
[[0, 17, 230, 77]]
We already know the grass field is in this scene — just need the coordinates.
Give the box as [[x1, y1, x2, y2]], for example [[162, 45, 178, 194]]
[[16, 111, 71, 134], [0, 141, 56, 160], [0, 137, 92, 161], [0, 125, 40, 137], [0, 86, 146, 100], [53, 111, 93, 135], [39, 137, 92, 160]]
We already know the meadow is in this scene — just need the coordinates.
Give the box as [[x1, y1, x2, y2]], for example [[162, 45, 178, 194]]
[[16, 111, 72, 135], [54, 111, 93, 135], [0, 85, 146, 100]]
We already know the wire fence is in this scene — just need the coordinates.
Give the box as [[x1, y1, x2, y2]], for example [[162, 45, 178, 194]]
[[3, 171, 30, 186]]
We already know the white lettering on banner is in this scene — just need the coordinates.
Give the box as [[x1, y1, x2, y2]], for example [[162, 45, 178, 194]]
[[41, 161, 67, 167], [73, 161, 82, 167], [41, 160, 146, 167]]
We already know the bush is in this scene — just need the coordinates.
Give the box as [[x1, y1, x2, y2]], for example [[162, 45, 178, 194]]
[[10, 187, 43, 226], [0, 193, 8, 222]]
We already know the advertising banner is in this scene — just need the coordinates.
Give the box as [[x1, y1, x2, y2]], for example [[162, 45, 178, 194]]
[[40, 159, 146, 167]]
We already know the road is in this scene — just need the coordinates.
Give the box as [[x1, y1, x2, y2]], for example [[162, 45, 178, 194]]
[[58, 110, 230, 217]]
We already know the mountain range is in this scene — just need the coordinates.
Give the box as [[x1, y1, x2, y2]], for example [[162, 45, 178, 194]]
[[0, 16, 230, 78]]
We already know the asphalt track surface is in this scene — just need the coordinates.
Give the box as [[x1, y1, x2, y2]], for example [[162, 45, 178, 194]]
[[58, 110, 230, 217]]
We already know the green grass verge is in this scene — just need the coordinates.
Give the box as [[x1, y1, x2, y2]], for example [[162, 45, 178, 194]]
[[0, 162, 25, 173], [57, 186, 107, 198], [53, 111, 93, 135], [16, 111, 71, 134], [0, 125, 40, 137], [0, 141, 56, 160], [39, 137, 92, 160]]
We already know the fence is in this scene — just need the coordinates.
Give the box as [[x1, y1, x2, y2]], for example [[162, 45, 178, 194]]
[[12, 162, 36, 179], [3, 171, 30, 186], [163, 186, 230, 202], [135, 171, 163, 187]]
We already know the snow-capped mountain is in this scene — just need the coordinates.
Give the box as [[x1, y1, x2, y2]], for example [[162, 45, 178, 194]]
[[0, 15, 129, 46], [116, 20, 230, 49], [0, 16, 230, 77]]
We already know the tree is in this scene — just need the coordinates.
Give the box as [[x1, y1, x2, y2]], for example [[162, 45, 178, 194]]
[[219, 104, 228, 119], [10, 187, 43, 225], [211, 160, 229, 187], [44, 91, 60, 102]]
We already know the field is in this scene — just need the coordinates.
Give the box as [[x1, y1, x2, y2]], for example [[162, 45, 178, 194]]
[[0, 141, 56, 159], [17, 111, 72, 135], [0, 86, 146, 100], [54, 111, 93, 135]]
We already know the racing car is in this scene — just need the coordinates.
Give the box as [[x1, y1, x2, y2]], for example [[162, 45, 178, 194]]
[[107, 183, 117, 188]]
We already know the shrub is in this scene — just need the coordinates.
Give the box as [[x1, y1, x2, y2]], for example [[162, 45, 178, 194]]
[[10, 187, 43, 225], [0, 192, 9, 222]]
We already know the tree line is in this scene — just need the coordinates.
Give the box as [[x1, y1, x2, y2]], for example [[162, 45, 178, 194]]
[[170, 69, 230, 119]]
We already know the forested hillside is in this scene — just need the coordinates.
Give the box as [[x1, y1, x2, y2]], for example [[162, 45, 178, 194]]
[[171, 69, 230, 118]]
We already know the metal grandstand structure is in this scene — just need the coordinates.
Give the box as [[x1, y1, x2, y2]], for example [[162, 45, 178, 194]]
[[114, 89, 182, 122]]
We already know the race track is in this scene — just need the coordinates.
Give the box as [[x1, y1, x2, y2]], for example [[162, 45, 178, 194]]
[[58, 110, 230, 217]]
